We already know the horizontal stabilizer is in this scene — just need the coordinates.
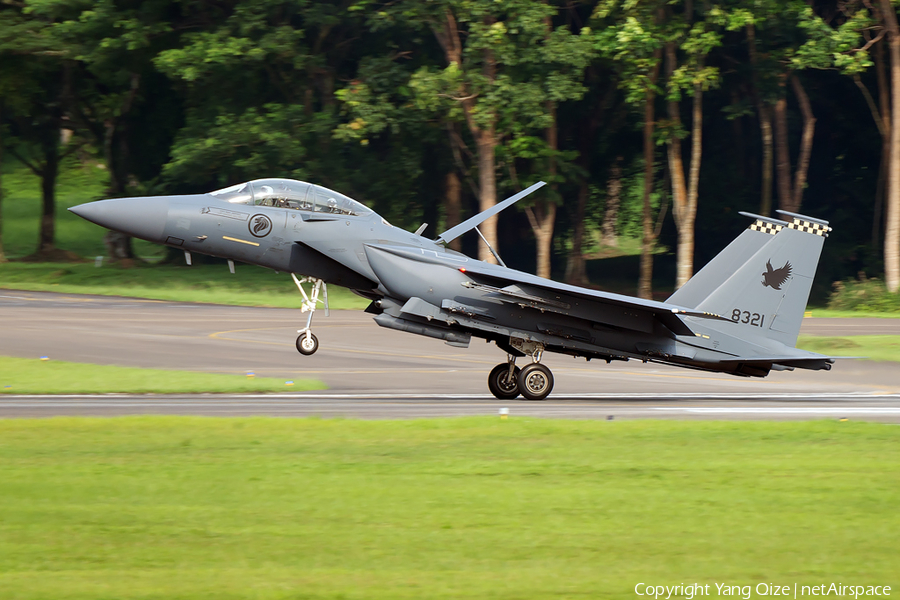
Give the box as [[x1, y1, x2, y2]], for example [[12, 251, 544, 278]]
[[436, 181, 546, 245], [718, 354, 841, 370]]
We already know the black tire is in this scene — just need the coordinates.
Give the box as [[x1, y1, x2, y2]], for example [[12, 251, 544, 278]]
[[296, 332, 319, 356], [517, 363, 554, 401], [488, 363, 521, 399]]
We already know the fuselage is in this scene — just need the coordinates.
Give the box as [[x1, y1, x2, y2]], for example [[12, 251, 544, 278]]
[[69, 178, 830, 379]]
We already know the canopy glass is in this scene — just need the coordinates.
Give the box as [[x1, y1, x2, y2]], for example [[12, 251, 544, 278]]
[[210, 178, 372, 217]]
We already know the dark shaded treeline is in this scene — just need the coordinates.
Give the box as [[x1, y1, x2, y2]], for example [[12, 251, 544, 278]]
[[0, 0, 896, 300]]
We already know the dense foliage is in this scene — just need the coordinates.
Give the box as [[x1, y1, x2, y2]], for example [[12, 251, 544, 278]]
[[1, 0, 899, 298]]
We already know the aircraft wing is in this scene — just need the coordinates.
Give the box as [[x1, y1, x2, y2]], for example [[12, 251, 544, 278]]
[[456, 258, 727, 337], [363, 242, 727, 337]]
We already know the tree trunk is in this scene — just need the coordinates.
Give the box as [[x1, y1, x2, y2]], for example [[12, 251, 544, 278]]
[[731, 89, 746, 179], [37, 138, 59, 256], [665, 41, 702, 289], [103, 119, 135, 262], [602, 157, 623, 247], [665, 43, 688, 225], [0, 105, 5, 263], [883, 0, 900, 293], [874, 35, 892, 248], [639, 47, 662, 300], [747, 23, 773, 216], [432, 9, 499, 263], [759, 105, 774, 216], [773, 93, 793, 212], [528, 99, 558, 279], [564, 78, 610, 286], [789, 75, 815, 213], [528, 202, 557, 279], [773, 75, 815, 215], [475, 128, 498, 263], [639, 102, 655, 301], [101, 72, 141, 263], [675, 81, 703, 289], [565, 178, 589, 285], [445, 171, 462, 252]]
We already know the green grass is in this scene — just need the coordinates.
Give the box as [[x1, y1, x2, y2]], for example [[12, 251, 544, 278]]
[[803, 309, 900, 319], [0, 261, 369, 309], [827, 279, 900, 313], [0, 418, 897, 599], [0, 356, 325, 394], [796, 335, 900, 363]]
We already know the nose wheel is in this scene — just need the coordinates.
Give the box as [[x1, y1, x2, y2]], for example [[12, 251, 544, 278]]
[[291, 273, 327, 356], [296, 331, 319, 356]]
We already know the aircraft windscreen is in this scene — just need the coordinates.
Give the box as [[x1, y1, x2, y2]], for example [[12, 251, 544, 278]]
[[210, 179, 372, 216]]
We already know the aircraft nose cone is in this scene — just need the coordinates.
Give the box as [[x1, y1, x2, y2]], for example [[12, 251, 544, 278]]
[[69, 196, 169, 243]]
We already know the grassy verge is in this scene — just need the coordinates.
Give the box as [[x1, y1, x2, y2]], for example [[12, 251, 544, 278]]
[[0, 262, 370, 309], [0, 418, 897, 599], [796, 335, 900, 363], [803, 309, 900, 319], [0, 356, 325, 394]]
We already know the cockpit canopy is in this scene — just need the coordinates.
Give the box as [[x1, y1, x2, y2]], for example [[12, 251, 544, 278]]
[[209, 178, 372, 217]]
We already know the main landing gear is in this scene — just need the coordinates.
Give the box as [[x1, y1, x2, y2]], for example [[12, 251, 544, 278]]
[[487, 341, 554, 401], [292, 273, 328, 356]]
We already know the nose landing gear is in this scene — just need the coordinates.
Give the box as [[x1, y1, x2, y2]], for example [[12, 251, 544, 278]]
[[292, 273, 328, 356]]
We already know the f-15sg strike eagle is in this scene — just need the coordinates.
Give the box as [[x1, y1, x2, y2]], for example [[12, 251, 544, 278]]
[[70, 178, 837, 400]]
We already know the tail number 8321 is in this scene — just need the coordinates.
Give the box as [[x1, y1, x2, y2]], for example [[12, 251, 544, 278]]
[[731, 309, 765, 327]]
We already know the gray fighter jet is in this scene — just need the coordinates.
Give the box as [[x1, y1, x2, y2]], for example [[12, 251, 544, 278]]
[[70, 177, 837, 400]]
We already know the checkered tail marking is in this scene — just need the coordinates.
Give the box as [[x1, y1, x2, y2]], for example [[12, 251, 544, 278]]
[[749, 220, 783, 236], [787, 218, 831, 237]]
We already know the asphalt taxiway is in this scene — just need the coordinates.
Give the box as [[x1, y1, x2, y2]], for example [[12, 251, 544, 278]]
[[1, 289, 898, 420]]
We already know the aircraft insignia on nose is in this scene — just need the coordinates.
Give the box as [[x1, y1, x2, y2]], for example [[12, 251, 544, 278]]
[[250, 214, 272, 237]]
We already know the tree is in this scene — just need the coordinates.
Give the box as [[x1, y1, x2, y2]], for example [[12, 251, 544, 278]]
[[48, 0, 178, 262], [0, 6, 83, 259], [882, 0, 900, 292], [156, 0, 364, 189], [376, 0, 588, 266], [661, 4, 730, 288], [512, 5, 593, 279], [594, 0, 665, 298], [0, 105, 5, 263]]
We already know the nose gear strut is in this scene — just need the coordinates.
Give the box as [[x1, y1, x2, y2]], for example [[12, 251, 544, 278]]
[[292, 273, 328, 355]]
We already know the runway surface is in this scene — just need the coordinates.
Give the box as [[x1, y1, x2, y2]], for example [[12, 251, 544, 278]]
[[2, 289, 899, 420]]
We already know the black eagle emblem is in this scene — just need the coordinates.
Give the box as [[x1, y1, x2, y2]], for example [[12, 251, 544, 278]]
[[761, 259, 792, 290]]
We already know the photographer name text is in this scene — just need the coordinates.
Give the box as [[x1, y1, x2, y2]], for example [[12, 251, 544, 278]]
[[635, 583, 892, 600]]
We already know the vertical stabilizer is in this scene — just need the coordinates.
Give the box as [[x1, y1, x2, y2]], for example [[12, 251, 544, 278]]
[[668, 213, 787, 308], [694, 213, 830, 347]]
